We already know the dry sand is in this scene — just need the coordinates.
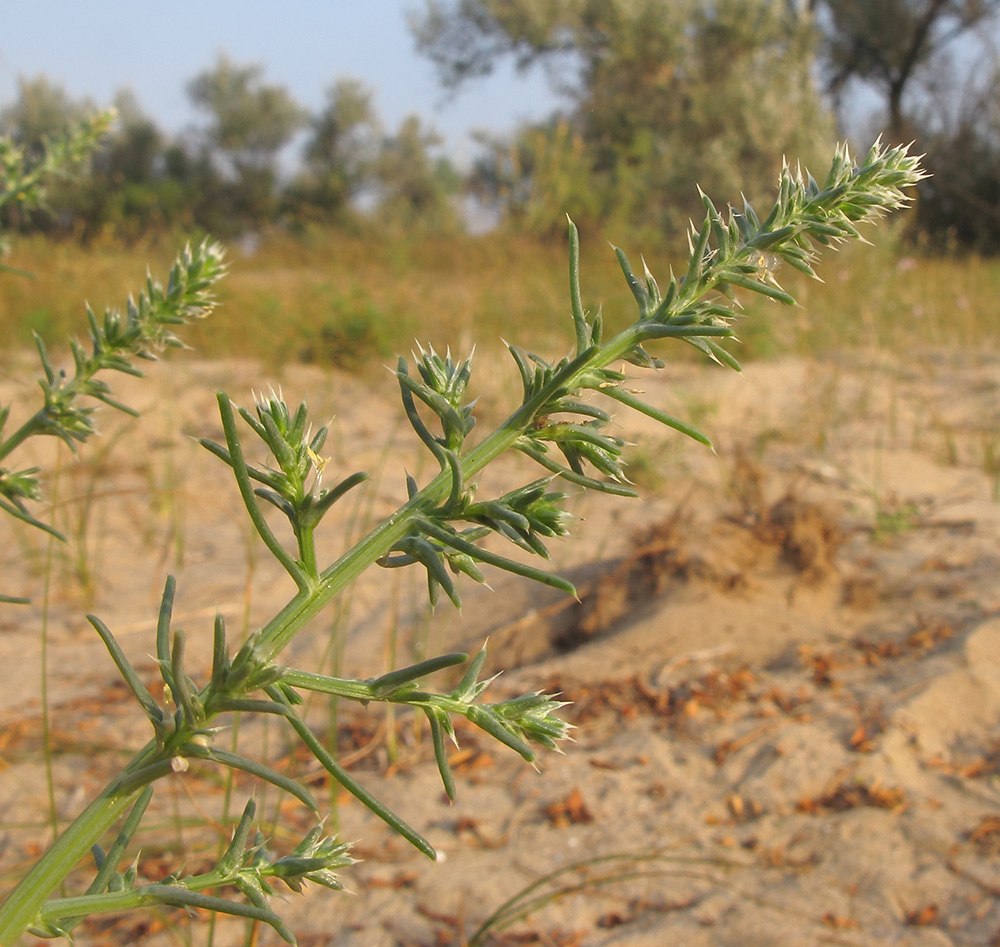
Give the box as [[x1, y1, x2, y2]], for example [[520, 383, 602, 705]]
[[3, 347, 1000, 946]]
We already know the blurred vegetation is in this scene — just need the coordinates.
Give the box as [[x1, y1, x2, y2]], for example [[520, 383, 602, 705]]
[[418, 0, 835, 237], [1, 1, 999, 250], [3, 224, 997, 376]]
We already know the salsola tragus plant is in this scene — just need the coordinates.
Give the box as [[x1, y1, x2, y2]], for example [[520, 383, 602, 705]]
[[0, 240, 225, 603], [0, 139, 925, 944], [0, 108, 225, 604]]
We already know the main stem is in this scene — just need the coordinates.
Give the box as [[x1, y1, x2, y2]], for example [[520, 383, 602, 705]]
[[0, 748, 170, 946], [0, 414, 48, 464]]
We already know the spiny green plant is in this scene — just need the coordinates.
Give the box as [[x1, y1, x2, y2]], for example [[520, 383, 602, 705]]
[[0, 108, 225, 606], [0, 239, 225, 603], [0, 138, 924, 945]]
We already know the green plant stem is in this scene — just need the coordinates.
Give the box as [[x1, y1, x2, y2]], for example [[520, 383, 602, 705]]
[[0, 748, 170, 946], [217, 395, 311, 590], [37, 879, 277, 932], [0, 415, 45, 463]]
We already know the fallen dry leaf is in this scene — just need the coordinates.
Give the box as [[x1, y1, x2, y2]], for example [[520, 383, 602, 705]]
[[905, 904, 939, 926], [544, 787, 594, 827]]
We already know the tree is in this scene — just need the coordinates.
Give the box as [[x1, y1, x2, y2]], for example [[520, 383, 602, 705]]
[[912, 59, 1000, 247], [412, 0, 835, 235], [74, 90, 173, 237], [0, 75, 98, 232], [186, 53, 306, 228], [470, 119, 603, 234], [810, 1, 1000, 247], [814, 0, 1000, 141], [374, 115, 461, 230], [0, 75, 94, 156], [96, 90, 162, 186], [287, 78, 382, 222]]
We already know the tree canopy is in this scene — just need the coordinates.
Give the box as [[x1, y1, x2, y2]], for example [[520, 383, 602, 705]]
[[412, 0, 835, 234], [186, 53, 306, 176], [814, 0, 1000, 140]]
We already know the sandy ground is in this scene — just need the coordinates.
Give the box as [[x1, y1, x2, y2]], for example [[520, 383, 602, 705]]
[[4, 345, 1000, 946]]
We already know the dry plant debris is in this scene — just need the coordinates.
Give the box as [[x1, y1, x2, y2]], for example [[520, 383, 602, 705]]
[[543, 788, 594, 827], [797, 779, 908, 815]]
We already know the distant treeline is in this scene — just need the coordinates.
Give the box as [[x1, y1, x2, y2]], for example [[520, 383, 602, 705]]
[[3, 1, 999, 250]]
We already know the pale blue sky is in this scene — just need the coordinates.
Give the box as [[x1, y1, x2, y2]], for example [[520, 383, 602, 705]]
[[0, 0, 564, 167]]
